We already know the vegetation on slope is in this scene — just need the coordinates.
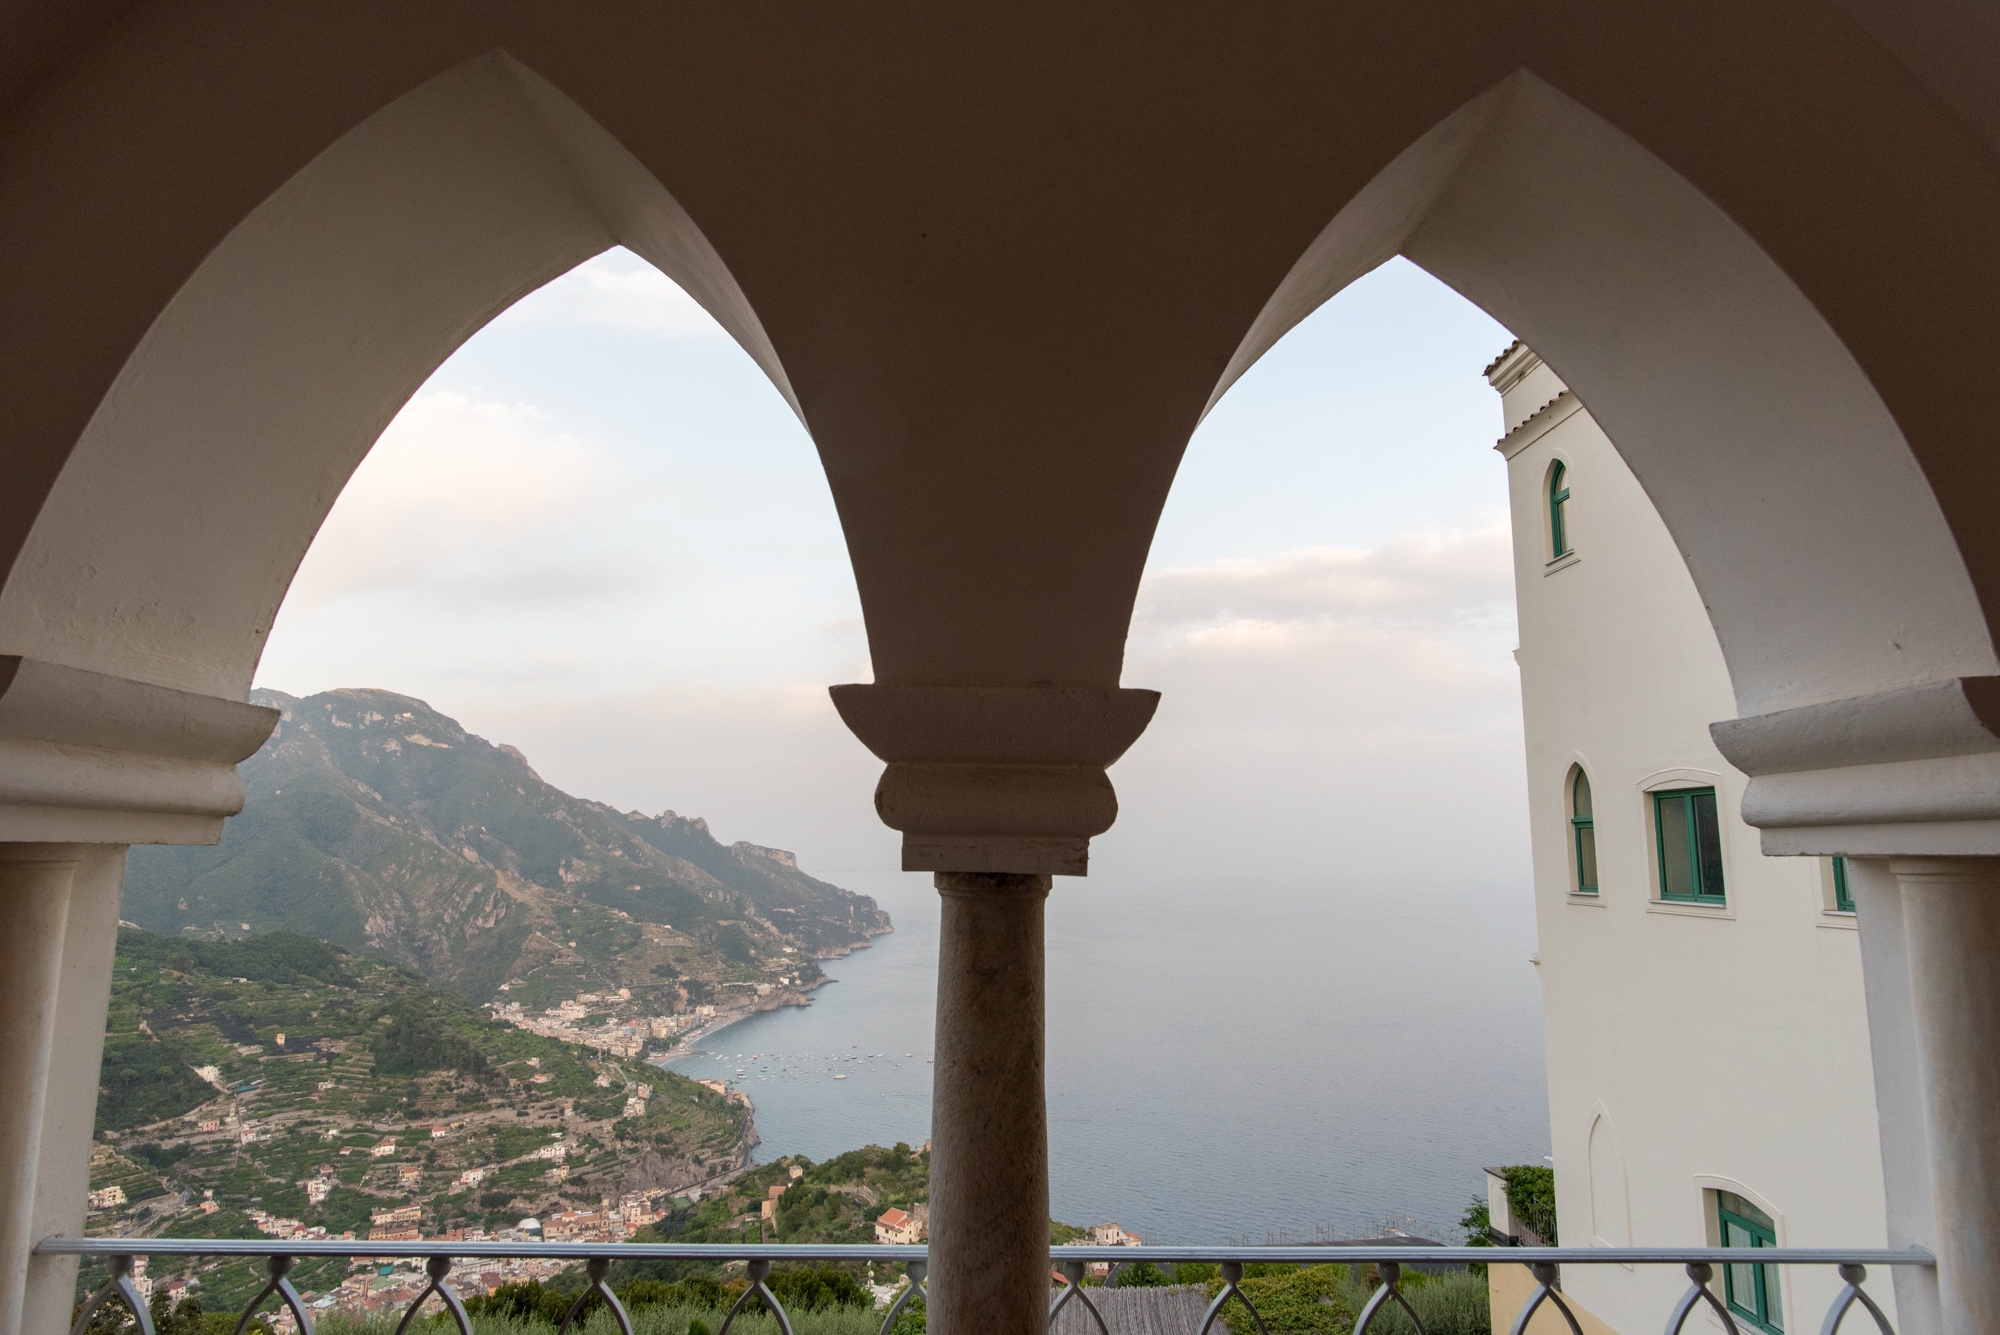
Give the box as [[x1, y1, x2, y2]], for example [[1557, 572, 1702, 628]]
[[122, 688, 890, 1002], [89, 929, 751, 1312]]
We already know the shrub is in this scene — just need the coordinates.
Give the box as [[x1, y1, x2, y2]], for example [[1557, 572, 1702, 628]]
[[1205, 1264, 1352, 1335], [462, 1279, 579, 1325], [1331, 1268, 1490, 1335], [1500, 1165, 1557, 1245], [761, 1266, 870, 1312]]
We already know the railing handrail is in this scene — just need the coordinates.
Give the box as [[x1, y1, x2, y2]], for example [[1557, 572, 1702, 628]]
[[36, 1235, 1934, 1266], [50, 1235, 1923, 1335]]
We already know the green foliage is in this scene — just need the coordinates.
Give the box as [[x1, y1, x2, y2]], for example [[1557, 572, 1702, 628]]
[[665, 1146, 929, 1250], [131, 929, 358, 989], [1205, 1265, 1352, 1335], [761, 1266, 870, 1312], [714, 924, 756, 965], [1499, 1165, 1557, 1245], [90, 925, 741, 1278], [620, 1275, 725, 1311], [1460, 1197, 1492, 1245], [121, 686, 888, 1002], [1458, 1197, 1492, 1277], [370, 996, 490, 1077], [149, 1293, 217, 1335], [95, 1030, 215, 1131], [462, 1272, 867, 1331], [888, 1296, 925, 1335], [132, 1142, 195, 1171], [462, 1280, 577, 1325], [1111, 1262, 1171, 1288], [1328, 1268, 1490, 1335]]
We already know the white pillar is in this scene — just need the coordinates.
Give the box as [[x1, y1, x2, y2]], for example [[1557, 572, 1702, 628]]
[[0, 846, 80, 1335], [20, 846, 129, 1335], [1888, 858, 2000, 1335], [928, 872, 1050, 1335], [1849, 858, 1944, 1335]]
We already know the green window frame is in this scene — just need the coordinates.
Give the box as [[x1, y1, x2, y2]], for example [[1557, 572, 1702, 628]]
[[1718, 1192, 1784, 1333], [1654, 786, 1725, 903], [1549, 461, 1572, 558], [1832, 856, 1854, 913], [1570, 768, 1598, 895]]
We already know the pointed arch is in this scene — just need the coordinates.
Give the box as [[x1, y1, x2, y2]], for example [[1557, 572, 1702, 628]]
[[1586, 1105, 1631, 1249], [0, 52, 795, 700], [1209, 71, 1994, 721]]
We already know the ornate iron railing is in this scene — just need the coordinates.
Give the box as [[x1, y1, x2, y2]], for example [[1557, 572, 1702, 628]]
[[41, 1237, 1929, 1335]]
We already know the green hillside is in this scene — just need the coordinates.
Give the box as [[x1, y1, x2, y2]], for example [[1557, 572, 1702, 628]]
[[122, 688, 890, 1002], [89, 929, 752, 1309]]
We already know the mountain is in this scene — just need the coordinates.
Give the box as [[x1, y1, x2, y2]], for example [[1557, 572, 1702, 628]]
[[123, 688, 891, 1004], [90, 928, 753, 1310]]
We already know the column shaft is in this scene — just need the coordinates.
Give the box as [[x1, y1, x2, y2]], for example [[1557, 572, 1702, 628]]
[[0, 846, 80, 1335], [929, 872, 1050, 1335], [21, 847, 129, 1335], [1892, 858, 2000, 1335]]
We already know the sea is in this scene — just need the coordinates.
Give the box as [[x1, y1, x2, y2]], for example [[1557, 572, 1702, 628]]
[[661, 868, 1549, 1246]]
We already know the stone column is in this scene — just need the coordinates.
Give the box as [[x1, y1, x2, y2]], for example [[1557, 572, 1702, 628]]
[[1889, 858, 2000, 1335], [0, 845, 81, 1335], [928, 872, 1051, 1335], [830, 684, 1159, 1335], [21, 846, 130, 1335]]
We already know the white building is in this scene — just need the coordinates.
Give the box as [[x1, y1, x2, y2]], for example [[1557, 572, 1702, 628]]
[[1488, 342, 1889, 1333]]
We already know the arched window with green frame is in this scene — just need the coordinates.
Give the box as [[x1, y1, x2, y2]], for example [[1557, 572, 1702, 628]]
[[1570, 767, 1598, 894], [1549, 460, 1572, 558]]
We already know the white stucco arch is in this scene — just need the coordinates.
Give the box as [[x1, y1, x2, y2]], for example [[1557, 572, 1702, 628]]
[[0, 52, 796, 703], [1216, 70, 1995, 723]]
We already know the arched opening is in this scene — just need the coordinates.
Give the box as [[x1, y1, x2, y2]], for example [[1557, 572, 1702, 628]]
[[4, 34, 1990, 1335], [0, 51, 799, 704], [1212, 70, 1994, 722], [1568, 766, 1596, 896], [1547, 460, 1572, 561]]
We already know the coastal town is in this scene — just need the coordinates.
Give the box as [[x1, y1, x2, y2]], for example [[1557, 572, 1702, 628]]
[[484, 990, 725, 1060]]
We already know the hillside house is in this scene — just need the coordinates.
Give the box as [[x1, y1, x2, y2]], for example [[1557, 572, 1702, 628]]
[[875, 1207, 923, 1245]]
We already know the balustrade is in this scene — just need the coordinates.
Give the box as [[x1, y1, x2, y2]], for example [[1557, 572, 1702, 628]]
[[43, 1237, 1926, 1335]]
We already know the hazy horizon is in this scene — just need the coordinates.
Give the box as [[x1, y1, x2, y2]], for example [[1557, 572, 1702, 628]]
[[257, 252, 1523, 894]]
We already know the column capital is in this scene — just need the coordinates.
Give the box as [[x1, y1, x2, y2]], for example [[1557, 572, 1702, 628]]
[[0, 657, 278, 844], [830, 683, 1159, 876], [1885, 856, 2000, 886], [1710, 678, 2000, 856]]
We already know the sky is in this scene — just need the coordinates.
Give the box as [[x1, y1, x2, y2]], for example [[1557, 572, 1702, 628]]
[[257, 251, 1523, 895]]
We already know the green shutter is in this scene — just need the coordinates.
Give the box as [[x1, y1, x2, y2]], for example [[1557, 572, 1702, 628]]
[[1832, 856, 1854, 913], [1718, 1193, 1783, 1333], [1572, 769, 1598, 894], [1655, 787, 1726, 903], [1549, 463, 1572, 558]]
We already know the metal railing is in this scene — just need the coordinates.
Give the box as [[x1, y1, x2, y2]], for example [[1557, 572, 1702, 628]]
[[40, 1237, 1929, 1335]]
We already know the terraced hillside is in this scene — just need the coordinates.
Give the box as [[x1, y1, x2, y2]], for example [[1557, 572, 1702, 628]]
[[122, 687, 891, 1003], [88, 929, 754, 1309]]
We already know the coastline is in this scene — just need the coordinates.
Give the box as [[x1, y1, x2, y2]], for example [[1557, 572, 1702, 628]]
[[650, 923, 897, 1166]]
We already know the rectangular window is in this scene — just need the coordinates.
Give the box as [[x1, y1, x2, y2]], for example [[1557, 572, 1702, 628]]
[[1654, 787, 1725, 902], [1832, 856, 1854, 913], [1718, 1191, 1783, 1333]]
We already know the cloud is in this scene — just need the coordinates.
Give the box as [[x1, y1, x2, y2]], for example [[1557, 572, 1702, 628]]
[[282, 390, 640, 613], [1102, 522, 1527, 877], [498, 249, 729, 339], [1132, 522, 1515, 638]]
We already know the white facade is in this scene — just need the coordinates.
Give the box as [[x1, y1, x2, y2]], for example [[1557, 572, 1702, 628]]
[[1490, 343, 1890, 1332]]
